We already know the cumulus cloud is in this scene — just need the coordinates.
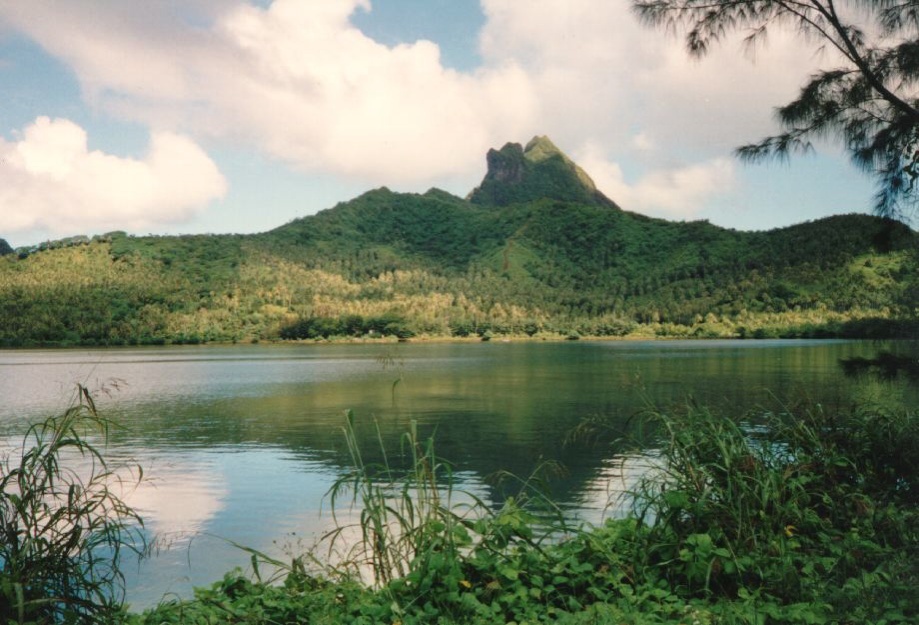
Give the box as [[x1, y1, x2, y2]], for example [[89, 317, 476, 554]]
[[479, 0, 822, 152], [0, 117, 226, 236], [476, 0, 829, 214], [577, 142, 735, 219], [0, 0, 537, 188]]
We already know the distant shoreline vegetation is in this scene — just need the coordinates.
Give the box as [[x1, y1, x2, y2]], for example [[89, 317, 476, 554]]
[[1, 314, 917, 349]]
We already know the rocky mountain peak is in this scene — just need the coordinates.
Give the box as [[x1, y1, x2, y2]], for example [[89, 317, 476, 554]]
[[468, 136, 618, 209]]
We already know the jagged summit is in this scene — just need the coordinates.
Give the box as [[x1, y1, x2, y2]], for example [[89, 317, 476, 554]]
[[467, 136, 619, 209]]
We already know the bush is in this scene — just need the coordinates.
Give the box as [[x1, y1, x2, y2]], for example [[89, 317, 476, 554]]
[[628, 401, 919, 621], [449, 321, 474, 337]]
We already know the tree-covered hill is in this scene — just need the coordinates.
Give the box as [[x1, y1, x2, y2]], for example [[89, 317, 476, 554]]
[[1, 138, 916, 346]]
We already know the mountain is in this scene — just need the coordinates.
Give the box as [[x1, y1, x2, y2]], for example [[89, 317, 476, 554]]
[[1, 138, 916, 346], [468, 136, 619, 209]]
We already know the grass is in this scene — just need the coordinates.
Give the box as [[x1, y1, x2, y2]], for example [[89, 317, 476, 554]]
[[0, 385, 145, 624], [323, 411, 481, 588], [626, 400, 918, 621]]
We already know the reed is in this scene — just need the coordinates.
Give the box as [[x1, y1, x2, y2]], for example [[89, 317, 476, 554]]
[[0, 385, 145, 624], [323, 411, 481, 588]]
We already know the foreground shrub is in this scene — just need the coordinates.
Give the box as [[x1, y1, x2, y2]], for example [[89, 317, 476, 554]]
[[629, 401, 918, 622]]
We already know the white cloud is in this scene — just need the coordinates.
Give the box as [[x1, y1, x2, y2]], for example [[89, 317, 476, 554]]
[[577, 142, 735, 219], [0, 117, 226, 236], [479, 0, 822, 155], [476, 0, 833, 213], [0, 0, 538, 188], [121, 458, 227, 539], [631, 133, 655, 153]]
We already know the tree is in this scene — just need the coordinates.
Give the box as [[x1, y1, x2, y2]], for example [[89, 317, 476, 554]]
[[633, 0, 919, 219]]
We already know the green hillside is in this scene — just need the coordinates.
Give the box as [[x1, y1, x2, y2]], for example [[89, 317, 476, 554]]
[[1, 138, 916, 346]]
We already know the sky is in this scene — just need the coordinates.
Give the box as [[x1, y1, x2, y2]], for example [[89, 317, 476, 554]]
[[0, 0, 878, 248]]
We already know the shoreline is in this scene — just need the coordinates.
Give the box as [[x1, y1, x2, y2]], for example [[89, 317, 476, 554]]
[[0, 332, 891, 350]]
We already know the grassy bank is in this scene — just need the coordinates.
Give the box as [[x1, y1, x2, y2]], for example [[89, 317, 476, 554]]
[[2, 395, 916, 624]]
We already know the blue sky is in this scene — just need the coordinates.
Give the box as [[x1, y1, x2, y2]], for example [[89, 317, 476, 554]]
[[0, 0, 876, 248]]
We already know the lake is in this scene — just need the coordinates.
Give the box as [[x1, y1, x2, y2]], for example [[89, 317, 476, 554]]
[[1, 339, 915, 609]]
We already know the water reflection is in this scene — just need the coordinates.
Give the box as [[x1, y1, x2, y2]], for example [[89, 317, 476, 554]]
[[123, 455, 227, 544], [840, 351, 919, 380], [572, 452, 660, 525], [119, 446, 340, 607]]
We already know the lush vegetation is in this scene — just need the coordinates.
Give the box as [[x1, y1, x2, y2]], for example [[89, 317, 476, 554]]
[[1, 382, 914, 623], [1, 202, 915, 347], [121, 399, 917, 624]]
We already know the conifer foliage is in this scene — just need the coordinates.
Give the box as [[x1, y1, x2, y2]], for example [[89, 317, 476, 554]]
[[633, 0, 919, 218]]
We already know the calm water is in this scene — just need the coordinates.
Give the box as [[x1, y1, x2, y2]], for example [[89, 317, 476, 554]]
[[0, 339, 915, 608]]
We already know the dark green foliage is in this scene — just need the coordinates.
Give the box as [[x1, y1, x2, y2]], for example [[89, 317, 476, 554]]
[[623, 401, 918, 623], [264, 186, 513, 272], [127, 571, 370, 625], [0, 238, 12, 256], [633, 0, 919, 218], [0, 387, 145, 624], [279, 314, 414, 340]]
